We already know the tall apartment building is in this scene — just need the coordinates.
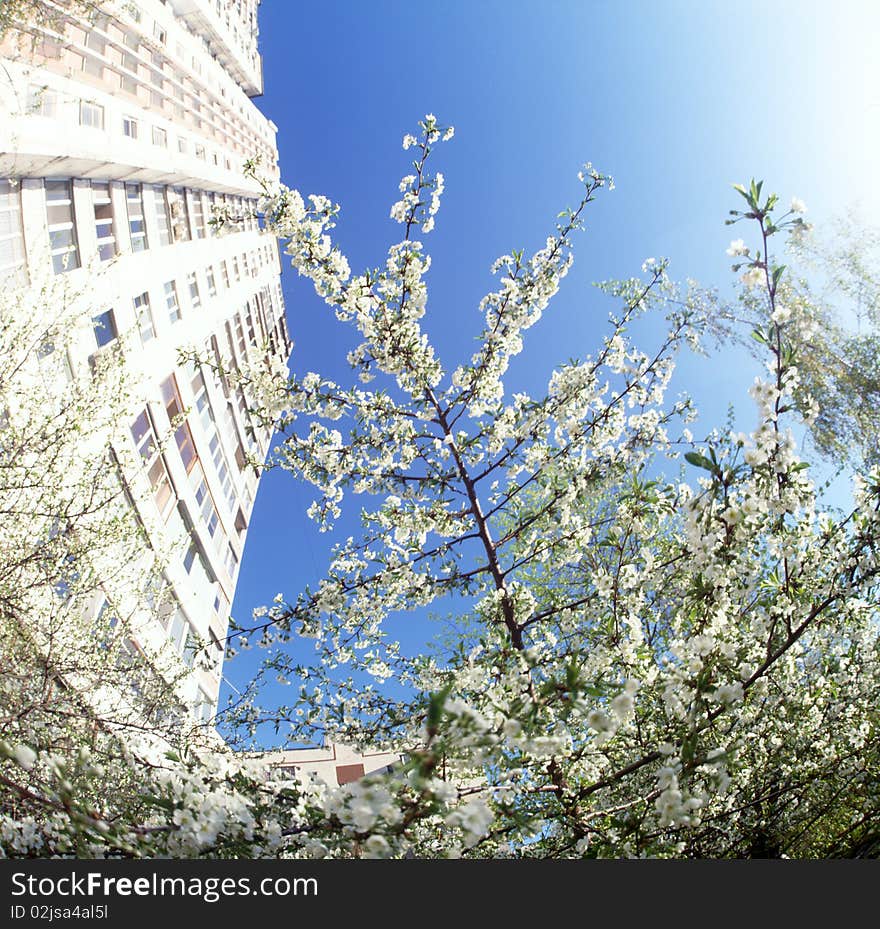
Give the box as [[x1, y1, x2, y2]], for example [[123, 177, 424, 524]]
[[0, 0, 290, 725]]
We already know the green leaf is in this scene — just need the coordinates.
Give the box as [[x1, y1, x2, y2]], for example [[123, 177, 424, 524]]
[[732, 183, 752, 206], [142, 795, 176, 812], [772, 265, 786, 288], [427, 683, 453, 730], [685, 451, 715, 472]]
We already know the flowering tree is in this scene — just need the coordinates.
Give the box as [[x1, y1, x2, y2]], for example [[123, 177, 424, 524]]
[[223, 122, 880, 858], [716, 211, 880, 472], [3, 117, 879, 859], [0, 263, 306, 857], [0, 0, 104, 45]]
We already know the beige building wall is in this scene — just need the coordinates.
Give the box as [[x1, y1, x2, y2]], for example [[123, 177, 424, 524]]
[[0, 0, 288, 726], [268, 743, 406, 787]]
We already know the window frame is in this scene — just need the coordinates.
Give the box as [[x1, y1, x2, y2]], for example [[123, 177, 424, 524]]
[[133, 291, 155, 345], [92, 307, 118, 347], [91, 180, 116, 262], [79, 99, 104, 130], [130, 408, 175, 521], [160, 373, 198, 474], [125, 182, 149, 253], [152, 186, 172, 247], [187, 271, 201, 310], [0, 179, 26, 279], [164, 279, 181, 323], [45, 179, 80, 274]]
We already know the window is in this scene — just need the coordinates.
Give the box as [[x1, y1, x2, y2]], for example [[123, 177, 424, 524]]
[[122, 115, 138, 139], [231, 196, 244, 230], [0, 179, 26, 280], [152, 186, 171, 246], [160, 373, 197, 473], [194, 687, 213, 724], [153, 23, 167, 45], [35, 334, 53, 363], [234, 313, 246, 355], [79, 100, 104, 130], [244, 301, 256, 344], [183, 629, 198, 668], [168, 187, 190, 242], [83, 57, 104, 79], [221, 260, 230, 289], [177, 137, 187, 154], [190, 366, 237, 514], [208, 628, 225, 668], [91, 181, 116, 261], [82, 28, 105, 53], [53, 551, 80, 603], [187, 272, 200, 309], [194, 143, 205, 161], [134, 292, 154, 344], [28, 84, 59, 118], [165, 280, 181, 322], [205, 192, 216, 237], [189, 190, 206, 238], [206, 266, 217, 298], [45, 180, 79, 274], [92, 308, 117, 347], [125, 183, 148, 252], [95, 597, 120, 649], [183, 541, 198, 574], [131, 409, 174, 520], [166, 606, 187, 654], [224, 542, 238, 578], [190, 461, 222, 543], [152, 125, 167, 147]]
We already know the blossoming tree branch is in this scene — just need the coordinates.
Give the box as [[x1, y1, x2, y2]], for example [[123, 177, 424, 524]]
[[225, 117, 880, 857], [2, 115, 878, 858]]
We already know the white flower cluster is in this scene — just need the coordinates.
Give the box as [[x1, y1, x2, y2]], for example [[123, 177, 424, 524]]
[[323, 778, 402, 837], [654, 766, 704, 828], [445, 797, 494, 848]]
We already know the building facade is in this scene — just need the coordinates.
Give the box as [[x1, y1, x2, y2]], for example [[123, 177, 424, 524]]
[[0, 0, 290, 725], [267, 742, 405, 788]]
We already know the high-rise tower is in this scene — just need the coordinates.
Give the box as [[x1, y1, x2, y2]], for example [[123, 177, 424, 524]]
[[0, 0, 290, 725]]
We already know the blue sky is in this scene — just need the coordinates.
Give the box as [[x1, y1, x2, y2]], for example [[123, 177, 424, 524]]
[[221, 0, 880, 732]]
